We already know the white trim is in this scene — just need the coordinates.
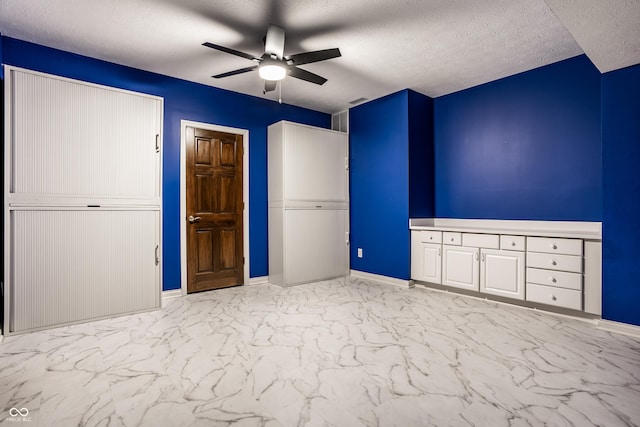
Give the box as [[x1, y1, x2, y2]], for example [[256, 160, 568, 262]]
[[247, 276, 269, 286], [350, 270, 413, 289], [409, 218, 602, 240], [597, 320, 640, 339], [161, 289, 182, 306], [180, 121, 250, 296]]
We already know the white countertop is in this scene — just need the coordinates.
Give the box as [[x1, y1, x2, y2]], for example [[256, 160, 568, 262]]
[[409, 218, 602, 240]]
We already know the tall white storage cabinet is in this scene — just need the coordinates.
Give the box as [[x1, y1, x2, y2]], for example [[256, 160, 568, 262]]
[[4, 67, 163, 334], [268, 121, 349, 286]]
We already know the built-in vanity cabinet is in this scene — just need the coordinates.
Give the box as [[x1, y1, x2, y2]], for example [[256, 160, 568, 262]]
[[480, 235, 526, 300], [410, 219, 602, 316], [525, 237, 583, 310], [411, 231, 442, 284]]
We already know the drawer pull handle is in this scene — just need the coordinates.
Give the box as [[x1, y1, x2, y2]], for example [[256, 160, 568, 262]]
[[551, 260, 557, 266], [451, 238, 454, 242], [550, 277, 557, 283], [429, 236, 433, 240], [551, 295, 557, 301], [511, 242, 516, 246], [552, 244, 558, 250]]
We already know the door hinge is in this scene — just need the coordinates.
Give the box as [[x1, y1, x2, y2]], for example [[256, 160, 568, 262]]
[[155, 245, 160, 266], [155, 134, 160, 153], [345, 157, 349, 171]]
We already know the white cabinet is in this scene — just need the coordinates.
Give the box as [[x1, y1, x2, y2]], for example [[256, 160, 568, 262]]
[[411, 231, 442, 283], [5, 67, 163, 334], [409, 219, 600, 316], [283, 209, 349, 285], [268, 121, 349, 287], [442, 245, 479, 291], [480, 249, 525, 300], [441, 233, 500, 292], [526, 236, 583, 310]]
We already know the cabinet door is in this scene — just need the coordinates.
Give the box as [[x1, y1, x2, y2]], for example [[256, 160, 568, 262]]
[[442, 245, 479, 291], [411, 234, 442, 283], [284, 209, 348, 285], [480, 249, 525, 300], [283, 124, 348, 202]]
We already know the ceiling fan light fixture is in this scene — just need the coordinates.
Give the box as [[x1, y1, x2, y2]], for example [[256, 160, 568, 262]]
[[259, 60, 287, 81]]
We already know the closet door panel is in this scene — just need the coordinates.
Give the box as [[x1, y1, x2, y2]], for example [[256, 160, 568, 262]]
[[284, 209, 348, 285], [283, 124, 348, 202], [10, 69, 161, 199], [10, 210, 160, 333]]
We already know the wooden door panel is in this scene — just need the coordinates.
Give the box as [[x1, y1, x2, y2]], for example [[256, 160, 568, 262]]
[[220, 228, 237, 270], [195, 173, 214, 214], [220, 140, 236, 167], [217, 173, 237, 214], [195, 137, 214, 165], [186, 126, 243, 293], [195, 228, 214, 273]]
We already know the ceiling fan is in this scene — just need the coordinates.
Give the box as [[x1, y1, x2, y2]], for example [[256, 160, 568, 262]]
[[203, 25, 341, 93]]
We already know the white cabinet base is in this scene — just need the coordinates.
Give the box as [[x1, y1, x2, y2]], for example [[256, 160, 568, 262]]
[[442, 245, 479, 291], [480, 249, 525, 300], [526, 283, 582, 311], [411, 232, 442, 284]]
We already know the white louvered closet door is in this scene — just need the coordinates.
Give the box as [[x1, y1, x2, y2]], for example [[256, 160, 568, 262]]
[[4, 67, 163, 334]]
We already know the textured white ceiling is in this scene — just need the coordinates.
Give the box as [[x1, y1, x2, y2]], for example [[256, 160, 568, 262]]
[[544, 0, 640, 73], [0, 0, 638, 113]]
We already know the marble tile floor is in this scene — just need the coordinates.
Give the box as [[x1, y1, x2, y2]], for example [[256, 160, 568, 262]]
[[1, 277, 640, 427]]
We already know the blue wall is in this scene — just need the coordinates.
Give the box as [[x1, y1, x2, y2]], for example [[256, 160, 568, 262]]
[[1, 37, 330, 290], [602, 64, 640, 326], [408, 90, 435, 218], [350, 89, 434, 280], [434, 55, 602, 221]]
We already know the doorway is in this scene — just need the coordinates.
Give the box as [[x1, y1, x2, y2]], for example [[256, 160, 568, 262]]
[[180, 121, 250, 295]]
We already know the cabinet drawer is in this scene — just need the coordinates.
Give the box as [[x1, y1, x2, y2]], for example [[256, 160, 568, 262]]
[[527, 237, 582, 256], [443, 232, 462, 245], [526, 283, 582, 311], [462, 233, 499, 249], [415, 230, 442, 244], [500, 235, 525, 251], [526, 267, 582, 290], [527, 252, 582, 273]]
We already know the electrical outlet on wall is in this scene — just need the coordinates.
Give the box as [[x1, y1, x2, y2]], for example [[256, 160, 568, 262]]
[[357, 248, 363, 258]]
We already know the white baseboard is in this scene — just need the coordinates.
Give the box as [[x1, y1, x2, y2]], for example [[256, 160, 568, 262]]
[[597, 319, 640, 339], [161, 289, 183, 307], [247, 276, 269, 286], [350, 270, 413, 289]]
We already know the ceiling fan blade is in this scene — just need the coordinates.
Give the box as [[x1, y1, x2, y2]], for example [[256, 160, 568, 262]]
[[264, 80, 277, 93], [264, 25, 285, 59], [212, 65, 259, 79], [288, 67, 327, 85], [202, 42, 259, 61], [287, 48, 341, 66]]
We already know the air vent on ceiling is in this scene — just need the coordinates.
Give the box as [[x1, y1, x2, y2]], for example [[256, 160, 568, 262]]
[[349, 97, 368, 105]]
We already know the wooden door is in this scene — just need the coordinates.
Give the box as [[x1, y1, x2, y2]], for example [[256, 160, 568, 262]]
[[186, 126, 243, 293]]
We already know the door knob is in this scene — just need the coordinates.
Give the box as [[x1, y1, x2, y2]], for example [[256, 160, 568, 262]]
[[188, 215, 201, 223]]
